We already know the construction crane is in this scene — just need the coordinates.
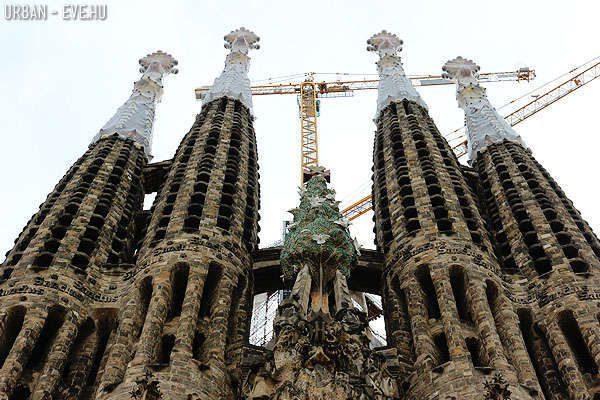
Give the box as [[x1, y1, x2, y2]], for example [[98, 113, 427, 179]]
[[341, 56, 600, 221], [195, 69, 535, 185], [196, 68, 539, 348]]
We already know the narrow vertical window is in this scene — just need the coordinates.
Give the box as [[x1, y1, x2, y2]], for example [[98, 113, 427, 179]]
[[0, 307, 25, 368], [433, 333, 450, 364], [168, 264, 189, 321], [558, 310, 598, 376], [416, 265, 440, 319], [449, 266, 472, 324]]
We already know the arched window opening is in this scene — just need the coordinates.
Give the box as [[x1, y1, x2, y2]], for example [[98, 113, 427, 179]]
[[433, 333, 450, 365], [390, 277, 414, 361], [84, 315, 116, 393], [416, 266, 440, 319], [0, 307, 25, 369], [27, 306, 66, 371], [192, 330, 206, 361], [137, 277, 153, 339], [158, 335, 175, 367], [226, 275, 246, 350], [518, 309, 566, 399], [168, 264, 189, 321], [1, 268, 13, 282], [60, 317, 96, 392], [466, 337, 487, 369], [199, 263, 222, 319], [558, 310, 598, 376], [449, 266, 472, 324]]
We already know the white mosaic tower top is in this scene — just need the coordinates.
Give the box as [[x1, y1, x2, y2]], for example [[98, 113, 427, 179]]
[[92, 51, 178, 159], [443, 56, 526, 163], [367, 31, 427, 118], [203, 27, 260, 113]]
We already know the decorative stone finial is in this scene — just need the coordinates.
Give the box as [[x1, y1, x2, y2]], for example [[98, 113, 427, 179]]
[[224, 27, 260, 54], [139, 50, 179, 75], [367, 31, 427, 118], [442, 56, 480, 88], [92, 50, 178, 159], [367, 30, 403, 57], [203, 27, 260, 113], [443, 56, 526, 163]]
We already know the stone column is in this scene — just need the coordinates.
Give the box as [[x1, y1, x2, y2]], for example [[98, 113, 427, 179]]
[[384, 283, 413, 362], [205, 272, 235, 368], [0, 308, 48, 399], [99, 289, 144, 392], [405, 280, 436, 372], [467, 281, 511, 373], [226, 275, 252, 369], [131, 276, 174, 367], [173, 263, 207, 357], [433, 271, 466, 362], [530, 327, 567, 400], [61, 328, 99, 399], [577, 314, 600, 373], [31, 318, 79, 399], [495, 296, 539, 389], [543, 320, 589, 400]]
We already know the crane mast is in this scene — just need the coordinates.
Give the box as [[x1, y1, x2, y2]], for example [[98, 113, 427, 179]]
[[299, 75, 320, 184], [196, 68, 535, 187]]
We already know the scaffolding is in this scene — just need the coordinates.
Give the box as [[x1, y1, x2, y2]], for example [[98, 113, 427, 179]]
[[249, 288, 387, 348], [249, 291, 285, 347]]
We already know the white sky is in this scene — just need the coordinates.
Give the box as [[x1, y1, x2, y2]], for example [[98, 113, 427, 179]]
[[1, 0, 599, 258]]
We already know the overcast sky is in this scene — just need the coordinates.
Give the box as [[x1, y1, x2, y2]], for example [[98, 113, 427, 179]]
[[1, 0, 599, 258]]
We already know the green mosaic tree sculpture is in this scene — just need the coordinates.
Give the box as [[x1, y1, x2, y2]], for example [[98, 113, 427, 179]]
[[280, 174, 358, 292]]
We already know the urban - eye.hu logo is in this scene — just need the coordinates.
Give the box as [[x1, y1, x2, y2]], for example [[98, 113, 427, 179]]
[[5, 4, 107, 20]]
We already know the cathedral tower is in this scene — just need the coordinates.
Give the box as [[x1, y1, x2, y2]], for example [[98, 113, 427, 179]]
[[0, 51, 177, 400], [3, 25, 600, 400], [97, 28, 261, 400], [369, 32, 541, 399], [445, 56, 600, 400]]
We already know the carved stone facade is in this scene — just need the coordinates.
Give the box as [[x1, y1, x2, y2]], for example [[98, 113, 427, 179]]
[[368, 32, 600, 400], [241, 175, 398, 400], [0, 28, 599, 400]]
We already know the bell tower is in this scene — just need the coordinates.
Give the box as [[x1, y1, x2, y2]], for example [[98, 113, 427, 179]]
[[446, 55, 600, 399], [97, 28, 261, 400], [369, 32, 540, 399], [0, 50, 177, 400]]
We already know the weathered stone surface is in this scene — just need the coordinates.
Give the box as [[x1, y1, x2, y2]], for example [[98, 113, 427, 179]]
[[241, 175, 397, 400], [372, 99, 542, 400], [0, 55, 599, 400]]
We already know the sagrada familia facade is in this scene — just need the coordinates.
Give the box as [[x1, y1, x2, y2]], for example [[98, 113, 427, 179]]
[[0, 27, 599, 400]]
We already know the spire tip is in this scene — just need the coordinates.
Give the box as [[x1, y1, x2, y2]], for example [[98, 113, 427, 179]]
[[367, 30, 403, 56], [224, 27, 260, 54], [139, 50, 179, 75], [442, 56, 480, 84]]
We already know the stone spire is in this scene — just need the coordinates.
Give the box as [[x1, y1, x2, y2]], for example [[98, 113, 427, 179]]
[[203, 27, 260, 113], [367, 30, 427, 118], [443, 56, 526, 163], [92, 50, 178, 159]]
